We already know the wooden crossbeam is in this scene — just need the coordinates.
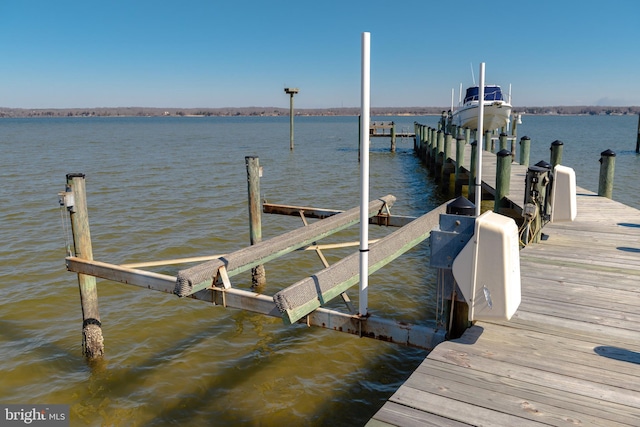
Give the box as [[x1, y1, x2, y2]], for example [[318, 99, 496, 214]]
[[263, 202, 415, 227], [65, 256, 445, 350], [174, 195, 397, 297], [273, 201, 449, 325]]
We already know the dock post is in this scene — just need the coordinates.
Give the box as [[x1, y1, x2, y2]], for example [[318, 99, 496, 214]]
[[499, 133, 508, 151], [390, 122, 396, 152], [484, 130, 492, 152], [519, 136, 531, 166], [598, 149, 616, 199], [66, 173, 104, 359], [284, 87, 298, 150], [550, 140, 564, 169], [423, 126, 429, 162], [430, 128, 437, 169], [495, 149, 512, 213], [468, 140, 477, 203], [246, 156, 266, 289], [441, 133, 453, 193], [435, 130, 444, 180], [455, 134, 466, 196], [511, 114, 519, 138], [464, 127, 471, 144], [413, 122, 418, 152]]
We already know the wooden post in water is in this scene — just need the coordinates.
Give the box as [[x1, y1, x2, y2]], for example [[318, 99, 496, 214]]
[[519, 136, 531, 166], [246, 156, 266, 290], [284, 87, 298, 150], [598, 149, 616, 199], [550, 140, 564, 169], [66, 173, 104, 359], [390, 122, 396, 152], [494, 149, 512, 213], [455, 134, 466, 196], [468, 140, 477, 203]]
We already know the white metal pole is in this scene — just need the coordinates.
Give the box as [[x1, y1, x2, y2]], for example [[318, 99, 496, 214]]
[[359, 31, 370, 316], [475, 62, 485, 217]]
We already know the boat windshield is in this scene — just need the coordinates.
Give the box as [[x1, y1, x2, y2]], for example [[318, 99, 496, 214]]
[[463, 86, 504, 103]]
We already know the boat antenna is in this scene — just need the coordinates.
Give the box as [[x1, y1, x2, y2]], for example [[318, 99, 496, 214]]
[[470, 63, 476, 86]]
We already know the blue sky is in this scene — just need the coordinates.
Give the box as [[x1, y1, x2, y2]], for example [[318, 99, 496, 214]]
[[1, 0, 639, 109]]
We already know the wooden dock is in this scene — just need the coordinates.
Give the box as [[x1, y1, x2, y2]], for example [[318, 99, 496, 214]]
[[368, 139, 640, 425]]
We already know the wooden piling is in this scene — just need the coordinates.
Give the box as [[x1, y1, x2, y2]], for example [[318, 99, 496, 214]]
[[519, 136, 531, 166], [245, 156, 266, 289], [499, 133, 508, 151], [284, 87, 298, 150], [66, 173, 104, 359], [550, 140, 564, 169], [494, 149, 512, 213], [598, 149, 616, 199], [484, 130, 492, 152], [390, 122, 396, 152], [435, 130, 444, 180], [468, 141, 477, 203], [441, 133, 453, 194], [454, 134, 466, 195]]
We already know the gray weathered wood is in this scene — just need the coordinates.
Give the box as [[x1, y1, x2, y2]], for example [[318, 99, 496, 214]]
[[369, 189, 640, 425], [174, 195, 396, 297]]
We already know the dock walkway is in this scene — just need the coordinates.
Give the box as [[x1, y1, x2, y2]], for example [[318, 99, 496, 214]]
[[368, 146, 640, 425]]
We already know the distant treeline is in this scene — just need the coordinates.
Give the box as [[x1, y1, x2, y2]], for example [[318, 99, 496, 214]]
[[1, 105, 639, 118]]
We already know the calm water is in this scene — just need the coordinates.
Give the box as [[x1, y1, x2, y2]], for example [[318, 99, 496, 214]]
[[0, 114, 638, 426]]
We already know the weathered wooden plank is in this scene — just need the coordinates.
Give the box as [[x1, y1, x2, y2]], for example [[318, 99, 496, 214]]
[[174, 195, 396, 297], [413, 356, 639, 426], [427, 342, 640, 409], [263, 202, 416, 227], [65, 256, 445, 349], [273, 201, 448, 324], [367, 401, 471, 427], [388, 383, 544, 427], [435, 332, 640, 392], [501, 310, 640, 348]]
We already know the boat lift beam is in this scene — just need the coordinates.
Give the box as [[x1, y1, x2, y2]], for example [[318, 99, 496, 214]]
[[65, 256, 446, 350]]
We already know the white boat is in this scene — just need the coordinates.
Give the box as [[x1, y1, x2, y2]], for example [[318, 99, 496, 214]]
[[452, 85, 512, 132]]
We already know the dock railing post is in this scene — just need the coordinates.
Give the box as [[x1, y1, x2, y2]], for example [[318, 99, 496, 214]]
[[495, 149, 512, 213], [246, 156, 266, 290], [550, 140, 564, 169], [66, 173, 104, 360], [519, 136, 531, 166], [598, 149, 616, 199]]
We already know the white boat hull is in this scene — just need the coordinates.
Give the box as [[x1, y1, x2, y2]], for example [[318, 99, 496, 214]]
[[453, 101, 511, 132]]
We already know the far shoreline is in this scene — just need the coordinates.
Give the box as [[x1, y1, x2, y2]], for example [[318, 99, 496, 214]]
[[1, 105, 639, 119]]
